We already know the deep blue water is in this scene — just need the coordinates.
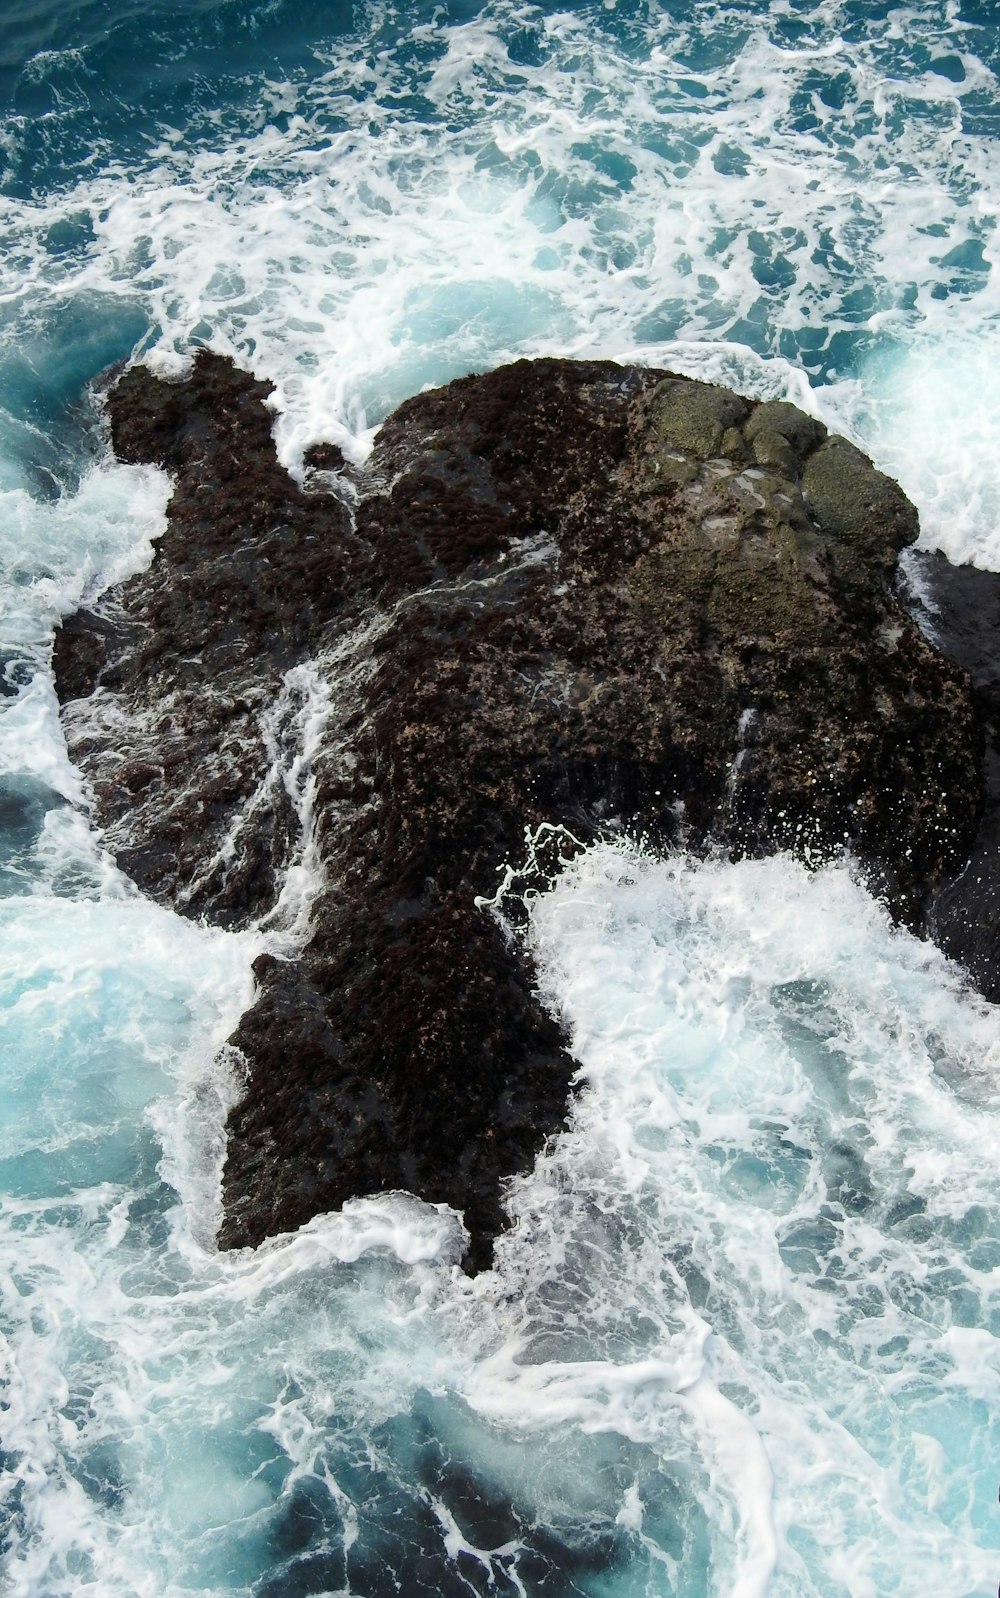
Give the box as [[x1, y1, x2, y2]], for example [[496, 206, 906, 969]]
[[1, 3, 999, 1594]]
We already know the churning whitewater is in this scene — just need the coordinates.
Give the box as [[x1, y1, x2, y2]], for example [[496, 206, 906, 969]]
[[2, 1, 999, 1594]]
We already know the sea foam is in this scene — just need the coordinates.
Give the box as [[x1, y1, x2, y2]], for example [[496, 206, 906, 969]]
[[0, 0, 997, 558], [5, 846, 998, 1596]]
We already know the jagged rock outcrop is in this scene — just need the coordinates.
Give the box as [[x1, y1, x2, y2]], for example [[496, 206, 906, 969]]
[[54, 351, 989, 1268]]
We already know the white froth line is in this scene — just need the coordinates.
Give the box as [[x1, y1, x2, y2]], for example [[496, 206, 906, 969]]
[[427, 1493, 522, 1575], [174, 1196, 465, 1292], [470, 1336, 710, 1434], [680, 1373, 779, 1598], [259, 660, 336, 941]]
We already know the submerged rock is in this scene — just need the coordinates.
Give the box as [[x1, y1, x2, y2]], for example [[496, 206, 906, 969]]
[[54, 351, 989, 1267]]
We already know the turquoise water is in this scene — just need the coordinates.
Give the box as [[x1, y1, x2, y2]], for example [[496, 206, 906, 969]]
[[1, 3, 999, 1593]]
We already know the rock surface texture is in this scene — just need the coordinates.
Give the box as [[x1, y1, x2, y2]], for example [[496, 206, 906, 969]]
[[55, 352, 991, 1268], [905, 550, 1000, 1002]]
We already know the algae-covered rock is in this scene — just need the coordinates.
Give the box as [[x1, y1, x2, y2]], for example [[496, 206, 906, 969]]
[[803, 435, 918, 559], [649, 376, 751, 459], [744, 398, 827, 458], [53, 353, 987, 1268]]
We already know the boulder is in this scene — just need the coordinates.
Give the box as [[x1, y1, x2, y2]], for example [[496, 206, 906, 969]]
[[54, 351, 988, 1268]]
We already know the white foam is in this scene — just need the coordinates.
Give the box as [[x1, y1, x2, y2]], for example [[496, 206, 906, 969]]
[[833, 330, 1000, 568], [0, 0, 996, 556], [466, 844, 1000, 1594], [0, 459, 169, 801]]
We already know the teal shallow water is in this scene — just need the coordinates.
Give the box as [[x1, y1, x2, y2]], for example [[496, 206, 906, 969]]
[[2, 3, 1000, 1593]]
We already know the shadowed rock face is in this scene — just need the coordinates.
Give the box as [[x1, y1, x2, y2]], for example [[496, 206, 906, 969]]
[[54, 351, 988, 1268], [905, 550, 1000, 1002]]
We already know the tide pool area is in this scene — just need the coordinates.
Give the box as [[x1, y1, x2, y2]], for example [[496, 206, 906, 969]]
[[2, 2, 1000, 1593]]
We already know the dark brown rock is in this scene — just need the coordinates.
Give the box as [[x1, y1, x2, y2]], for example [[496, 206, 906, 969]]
[[54, 350, 988, 1268], [905, 550, 1000, 1000]]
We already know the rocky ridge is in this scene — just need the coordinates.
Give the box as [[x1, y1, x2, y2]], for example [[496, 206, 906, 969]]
[[54, 351, 991, 1268]]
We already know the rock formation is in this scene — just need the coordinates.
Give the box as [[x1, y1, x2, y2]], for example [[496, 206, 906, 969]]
[[904, 550, 1000, 1000], [54, 351, 990, 1268]]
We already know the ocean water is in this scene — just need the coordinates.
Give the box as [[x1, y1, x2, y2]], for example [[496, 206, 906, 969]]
[[1, 2, 999, 1594]]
